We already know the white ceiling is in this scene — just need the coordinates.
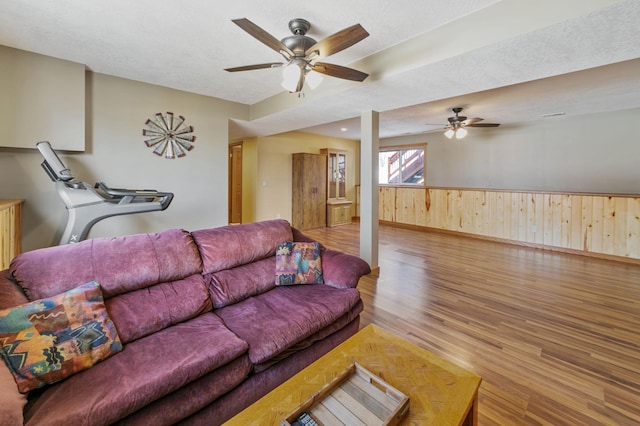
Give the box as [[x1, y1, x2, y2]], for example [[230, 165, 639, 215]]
[[1, 0, 639, 141]]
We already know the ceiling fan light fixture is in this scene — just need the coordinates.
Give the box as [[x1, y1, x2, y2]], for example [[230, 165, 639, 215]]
[[455, 127, 468, 139], [281, 61, 304, 92], [444, 128, 455, 139], [305, 70, 323, 89]]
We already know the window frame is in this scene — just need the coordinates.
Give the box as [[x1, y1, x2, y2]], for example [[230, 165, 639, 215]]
[[378, 143, 427, 187]]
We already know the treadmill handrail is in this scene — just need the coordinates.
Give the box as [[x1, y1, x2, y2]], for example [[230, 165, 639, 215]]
[[159, 192, 173, 210], [96, 181, 163, 197], [95, 182, 173, 210]]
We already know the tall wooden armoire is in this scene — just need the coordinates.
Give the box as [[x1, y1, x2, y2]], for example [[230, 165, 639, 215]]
[[292, 153, 327, 230]]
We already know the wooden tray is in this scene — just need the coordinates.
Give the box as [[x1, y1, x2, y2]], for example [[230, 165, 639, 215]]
[[281, 362, 410, 426]]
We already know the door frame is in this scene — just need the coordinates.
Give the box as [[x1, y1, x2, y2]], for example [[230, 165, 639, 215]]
[[228, 142, 243, 224]]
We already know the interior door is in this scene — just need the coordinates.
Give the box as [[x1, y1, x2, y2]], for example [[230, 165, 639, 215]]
[[228, 143, 242, 224]]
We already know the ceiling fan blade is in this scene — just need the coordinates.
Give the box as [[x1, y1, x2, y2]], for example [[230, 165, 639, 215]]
[[468, 123, 501, 127], [232, 18, 294, 58], [463, 117, 484, 126], [312, 62, 368, 82], [225, 62, 283, 72], [305, 23, 369, 58]]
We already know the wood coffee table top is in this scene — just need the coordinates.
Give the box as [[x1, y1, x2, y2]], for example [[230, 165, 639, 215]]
[[226, 324, 482, 425]]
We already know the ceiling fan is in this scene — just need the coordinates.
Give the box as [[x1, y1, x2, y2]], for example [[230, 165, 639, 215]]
[[444, 107, 500, 140], [224, 18, 369, 93]]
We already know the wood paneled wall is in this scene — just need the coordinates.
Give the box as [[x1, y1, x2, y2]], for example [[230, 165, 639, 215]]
[[378, 187, 640, 261]]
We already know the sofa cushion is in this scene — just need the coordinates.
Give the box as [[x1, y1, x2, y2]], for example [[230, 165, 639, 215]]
[[205, 258, 277, 309], [192, 219, 293, 274], [275, 241, 323, 285], [252, 300, 363, 373], [0, 281, 122, 393], [10, 229, 202, 301], [23, 312, 249, 425], [187, 319, 360, 425], [0, 350, 26, 425], [216, 285, 361, 366], [115, 355, 253, 425], [105, 274, 212, 344]]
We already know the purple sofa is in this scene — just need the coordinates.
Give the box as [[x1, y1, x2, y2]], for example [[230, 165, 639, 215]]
[[0, 219, 370, 425]]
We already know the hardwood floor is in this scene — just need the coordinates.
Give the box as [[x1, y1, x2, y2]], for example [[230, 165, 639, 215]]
[[304, 223, 640, 426]]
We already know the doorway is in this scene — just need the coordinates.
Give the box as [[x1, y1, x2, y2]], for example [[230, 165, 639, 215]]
[[228, 142, 242, 224]]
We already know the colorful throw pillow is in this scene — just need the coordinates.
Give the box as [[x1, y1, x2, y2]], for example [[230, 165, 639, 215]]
[[0, 281, 122, 393], [275, 241, 324, 285]]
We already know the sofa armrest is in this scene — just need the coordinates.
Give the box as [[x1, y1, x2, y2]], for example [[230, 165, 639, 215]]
[[0, 270, 28, 309], [0, 269, 28, 425], [291, 227, 371, 289], [0, 361, 25, 426], [321, 249, 371, 289]]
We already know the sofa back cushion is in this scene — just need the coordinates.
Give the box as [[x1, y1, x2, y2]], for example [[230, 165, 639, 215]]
[[9, 229, 210, 344], [191, 219, 293, 274], [105, 275, 212, 343], [11, 229, 203, 300], [205, 258, 277, 309]]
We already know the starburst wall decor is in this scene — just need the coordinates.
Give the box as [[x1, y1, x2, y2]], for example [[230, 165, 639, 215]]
[[142, 112, 196, 159]]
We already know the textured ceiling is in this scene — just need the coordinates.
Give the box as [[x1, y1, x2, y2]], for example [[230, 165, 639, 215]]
[[1, 0, 639, 141]]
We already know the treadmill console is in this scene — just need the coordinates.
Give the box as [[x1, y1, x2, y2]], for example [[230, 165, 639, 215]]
[[37, 141, 75, 182]]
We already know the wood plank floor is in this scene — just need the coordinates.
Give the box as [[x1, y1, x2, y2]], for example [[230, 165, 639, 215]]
[[304, 223, 640, 426]]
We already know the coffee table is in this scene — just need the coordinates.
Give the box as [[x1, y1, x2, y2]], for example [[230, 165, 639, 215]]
[[225, 324, 481, 425]]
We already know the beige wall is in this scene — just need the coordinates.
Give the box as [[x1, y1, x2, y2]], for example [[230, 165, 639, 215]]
[[382, 107, 640, 194], [0, 68, 248, 251], [0, 46, 85, 151], [246, 131, 359, 224]]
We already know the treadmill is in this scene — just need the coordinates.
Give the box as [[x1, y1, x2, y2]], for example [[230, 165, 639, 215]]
[[37, 141, 174, 245]]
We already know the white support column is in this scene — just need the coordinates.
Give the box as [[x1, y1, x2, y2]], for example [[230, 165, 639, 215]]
[[360, 110, 379, 272]]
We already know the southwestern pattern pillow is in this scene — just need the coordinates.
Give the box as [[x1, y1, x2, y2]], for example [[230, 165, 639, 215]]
[[0, 281, 122, 393], [275, 241, 324, 285]]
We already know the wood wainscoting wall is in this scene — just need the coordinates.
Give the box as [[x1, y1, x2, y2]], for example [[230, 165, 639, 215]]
[[378, 187, 640, 262]]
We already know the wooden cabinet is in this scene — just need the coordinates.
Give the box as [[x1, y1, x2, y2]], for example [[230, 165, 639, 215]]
[[292, 153, 327, 230], [327, 200, 353, 227], [321, 149, 347, 200], [321, 149, 352, 227], [1, 199, 23, 270]]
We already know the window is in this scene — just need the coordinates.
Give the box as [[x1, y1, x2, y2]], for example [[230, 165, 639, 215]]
[[379, 144, 426, 185]]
